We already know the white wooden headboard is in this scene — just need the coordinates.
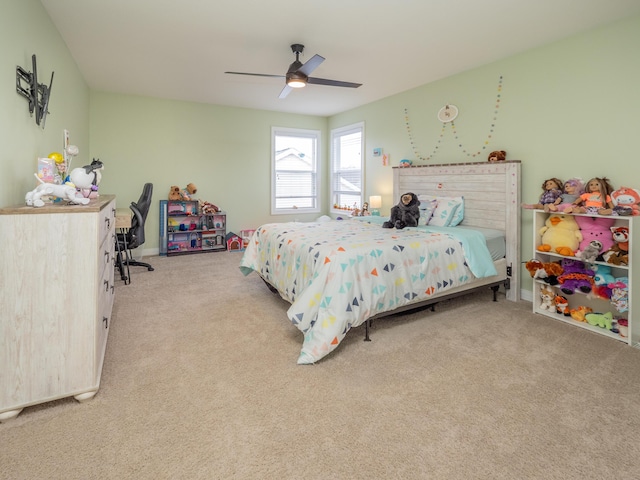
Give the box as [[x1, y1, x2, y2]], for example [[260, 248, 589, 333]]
[[394, 161, 521, 301]]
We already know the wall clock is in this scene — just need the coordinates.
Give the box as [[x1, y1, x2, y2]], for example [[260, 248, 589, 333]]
[[437, 104, 458, 123]]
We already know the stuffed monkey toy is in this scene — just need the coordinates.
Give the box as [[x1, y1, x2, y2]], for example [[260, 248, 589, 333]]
[[383, 192, 420, 229]]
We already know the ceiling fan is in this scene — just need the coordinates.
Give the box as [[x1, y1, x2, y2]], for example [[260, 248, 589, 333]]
[[225, 44, 362, 99]]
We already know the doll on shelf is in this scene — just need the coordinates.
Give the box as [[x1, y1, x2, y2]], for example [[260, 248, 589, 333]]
[[566, 177, 615, 215], [521, 177, 564, 210], [547, 177, 584, 212]]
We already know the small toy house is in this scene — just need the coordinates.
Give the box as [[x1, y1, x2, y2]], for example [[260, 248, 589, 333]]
[[226, 232, 242, 252]]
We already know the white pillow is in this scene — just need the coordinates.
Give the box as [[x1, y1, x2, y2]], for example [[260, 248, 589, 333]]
[[429, 196, 464, 227], [417, 199, 438, 226], [446, 197, 465, 226]]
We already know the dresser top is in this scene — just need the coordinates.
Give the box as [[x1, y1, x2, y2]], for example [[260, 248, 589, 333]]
[[0, 195, 115, 215]]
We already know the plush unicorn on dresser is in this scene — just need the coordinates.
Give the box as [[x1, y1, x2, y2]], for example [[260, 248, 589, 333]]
[[25, 174, 90, 207]]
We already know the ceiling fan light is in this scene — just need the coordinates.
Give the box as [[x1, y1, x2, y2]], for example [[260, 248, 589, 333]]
[[286, 72, 307, 88]]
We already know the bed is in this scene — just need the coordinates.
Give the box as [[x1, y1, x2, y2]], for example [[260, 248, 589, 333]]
[[240, 161, 521, 364]]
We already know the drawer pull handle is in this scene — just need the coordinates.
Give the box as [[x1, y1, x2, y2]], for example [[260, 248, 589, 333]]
[[103, 317, 108, 329], [104, 280, 109, 291]]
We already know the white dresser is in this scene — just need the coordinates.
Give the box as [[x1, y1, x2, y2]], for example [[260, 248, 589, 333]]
[[0, 195, 117, 421]]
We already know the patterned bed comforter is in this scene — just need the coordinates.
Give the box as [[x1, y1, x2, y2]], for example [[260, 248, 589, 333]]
[[239, 220, 497, 364]]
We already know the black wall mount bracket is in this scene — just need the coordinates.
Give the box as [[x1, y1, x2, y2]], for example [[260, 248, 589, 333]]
[[16, 54, 54, 128]]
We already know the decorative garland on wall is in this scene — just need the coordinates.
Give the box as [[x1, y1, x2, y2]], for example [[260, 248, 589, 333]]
[[404, 75, 503, 161]]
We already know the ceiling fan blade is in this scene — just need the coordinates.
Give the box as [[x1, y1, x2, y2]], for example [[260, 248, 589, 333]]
[[307, 77, 362, 88], [279, 84, 293, 99], [225, 72, 285, 79], [297, 54, 325, 76]]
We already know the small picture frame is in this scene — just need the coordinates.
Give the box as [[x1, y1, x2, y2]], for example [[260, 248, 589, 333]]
[[373, 148, 382, 157]]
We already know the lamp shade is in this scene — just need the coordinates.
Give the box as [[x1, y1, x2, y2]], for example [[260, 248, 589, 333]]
[[369, 196, 382, 209]]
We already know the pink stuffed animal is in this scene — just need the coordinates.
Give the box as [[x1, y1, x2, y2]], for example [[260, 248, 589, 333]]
[[573, 215, 615, 259]]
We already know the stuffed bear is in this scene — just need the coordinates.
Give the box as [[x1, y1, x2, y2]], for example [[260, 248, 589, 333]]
[[383, 192, 420, 229], [168, 185, 182, 201], [487, 150, 506, 162], [181, 183, 197, 201]]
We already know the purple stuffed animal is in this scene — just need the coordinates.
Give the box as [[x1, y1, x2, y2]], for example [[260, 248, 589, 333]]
[[557, 258, 595, 295]]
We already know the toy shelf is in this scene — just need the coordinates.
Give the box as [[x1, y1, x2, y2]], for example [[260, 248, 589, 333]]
[[160, 200, 226, 256], [531, 210, 634, 346]]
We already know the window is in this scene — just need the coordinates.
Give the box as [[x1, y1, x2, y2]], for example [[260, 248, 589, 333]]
[[271, 127, 321, 215], [330, 122, 364, 211]]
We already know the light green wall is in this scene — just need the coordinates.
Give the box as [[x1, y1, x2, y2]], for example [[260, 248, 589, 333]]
[[2, 1, 639, 297], [331, 14, 640, 293], [90, 94, 326, 250], [0, 0, 90, 208]]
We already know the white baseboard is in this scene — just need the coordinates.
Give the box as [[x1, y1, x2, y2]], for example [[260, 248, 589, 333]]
[[520, 289, 533, 302]]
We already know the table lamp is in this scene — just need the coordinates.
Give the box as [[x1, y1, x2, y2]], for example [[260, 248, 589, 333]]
[[369, 195, 382, 216]]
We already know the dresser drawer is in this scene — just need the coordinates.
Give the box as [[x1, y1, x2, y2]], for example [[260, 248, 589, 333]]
[[99, 200, 116, 246]]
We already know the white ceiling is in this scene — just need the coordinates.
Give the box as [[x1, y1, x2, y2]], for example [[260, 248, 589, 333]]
[[40, 0, 640, 117]]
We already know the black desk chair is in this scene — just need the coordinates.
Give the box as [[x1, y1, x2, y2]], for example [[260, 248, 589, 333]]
[[116, 183, 154, 284]]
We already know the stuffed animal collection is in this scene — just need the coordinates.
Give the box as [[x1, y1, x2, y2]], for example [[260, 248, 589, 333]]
[[526, 175, 634, 338], [168, 183, 198, 201], [382, 192, 420, 229], [167, 184, 222, 215], [525, 254, 627, 335]]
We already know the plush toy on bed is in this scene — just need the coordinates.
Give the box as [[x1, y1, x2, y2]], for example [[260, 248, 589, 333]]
[[383, 192, 420, 229]]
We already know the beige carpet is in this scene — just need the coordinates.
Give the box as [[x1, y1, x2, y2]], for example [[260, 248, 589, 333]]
[[2, 251, 640, 479]]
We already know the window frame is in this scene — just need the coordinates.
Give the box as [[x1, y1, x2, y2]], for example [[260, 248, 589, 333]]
[[271, 126, 321, 215], [330, 122, 364, 213]]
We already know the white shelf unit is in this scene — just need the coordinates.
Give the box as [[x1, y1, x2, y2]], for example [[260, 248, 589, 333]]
[[532, 210, 634, 345]]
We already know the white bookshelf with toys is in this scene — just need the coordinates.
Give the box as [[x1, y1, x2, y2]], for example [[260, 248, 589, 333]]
[[530, 209, 634, 345]]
